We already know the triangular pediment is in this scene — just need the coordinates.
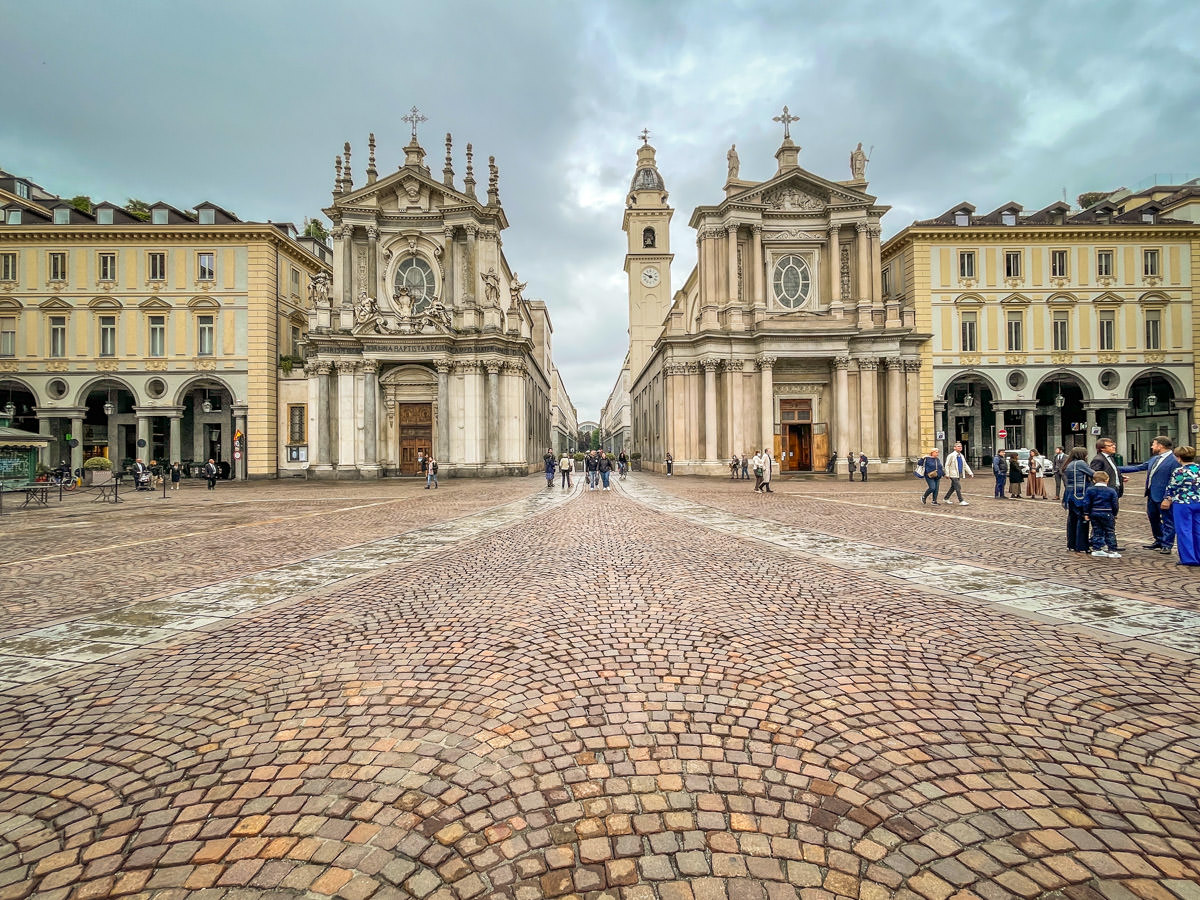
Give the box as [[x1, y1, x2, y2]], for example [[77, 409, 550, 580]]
[[1093, 291, 1124, 305], [332, 166, 483, 216], [1000, 292, 1032, 305], [731, 166, 876, 210], [139, 297, 173, 311]]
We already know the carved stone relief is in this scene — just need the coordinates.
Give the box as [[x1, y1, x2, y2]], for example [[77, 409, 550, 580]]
[[840, 246, 851, 297], [762, 186, 824, 211]]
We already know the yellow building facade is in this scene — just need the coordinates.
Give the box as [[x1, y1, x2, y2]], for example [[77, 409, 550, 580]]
[[882, 194, 1198, 466], [0, 169, 330, 478]]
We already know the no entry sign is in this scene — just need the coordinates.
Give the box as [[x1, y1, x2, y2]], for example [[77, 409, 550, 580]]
[[998, 428, 1008, 439]]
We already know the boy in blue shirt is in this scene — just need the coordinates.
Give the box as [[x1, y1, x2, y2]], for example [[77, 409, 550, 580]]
[[1083, 471, 1121, 558]]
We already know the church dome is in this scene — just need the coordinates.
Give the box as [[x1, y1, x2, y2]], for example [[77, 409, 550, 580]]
[[630, 166, 665, 192]]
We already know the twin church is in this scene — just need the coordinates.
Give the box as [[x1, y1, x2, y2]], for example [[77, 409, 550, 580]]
[[618, 113, 931, 475]]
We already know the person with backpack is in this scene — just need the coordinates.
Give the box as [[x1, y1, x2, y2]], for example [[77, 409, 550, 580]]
[[543, 448, 556, 489], [917, 448, 945, 505]]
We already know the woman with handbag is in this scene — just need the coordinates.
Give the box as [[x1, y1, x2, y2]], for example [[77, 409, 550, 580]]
[[918, 448, 945, 505], [1008, 452, 1025, 499], [1061, 447, 1093, 551]]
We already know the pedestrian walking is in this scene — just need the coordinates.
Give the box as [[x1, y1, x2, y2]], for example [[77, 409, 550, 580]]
[[665, 451, 674, 476], [170, 461, 182, 490], [847, 452, 856, 481], [585, 451, 599, 490], [203, 457, 218, 491], [992, 450, 1008, 499], [618, 449, 628, 479], [730, 454, 740, 479], [1084, 471, 1121, 557], [917, 448, 945, 504], [1061, 447, 1093, 552], [1164, 445, 1200, 566], [1119, 435, 1181, 556], [1052, 446, 1067, 499], [762, 448, 776, 492], [418, 450, 427, 478], [740, 453, 749, 480], [543, 447, 556, 489], [1007, 453, 1025, 499], [426, 456, 438, 489], [943, 441, 973, 505], [598, 452, 613, 491], [858, 453, 868, 482], [560, 451, 573, 488], [751, 450, 765, 492]]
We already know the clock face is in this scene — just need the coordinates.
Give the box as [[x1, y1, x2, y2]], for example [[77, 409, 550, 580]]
[[641, 266, 660, 287]]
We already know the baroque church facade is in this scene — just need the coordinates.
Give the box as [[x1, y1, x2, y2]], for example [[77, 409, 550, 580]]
[[624, 117, 932, 475], [291, 118, 563, 478]]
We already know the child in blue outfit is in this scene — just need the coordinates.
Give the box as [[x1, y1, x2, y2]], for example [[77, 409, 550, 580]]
[[1083, 471, 1121, 558]]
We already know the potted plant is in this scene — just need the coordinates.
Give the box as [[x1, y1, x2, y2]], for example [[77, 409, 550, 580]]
[[35, 463, 52, 483], [83, 455, 113, 486]]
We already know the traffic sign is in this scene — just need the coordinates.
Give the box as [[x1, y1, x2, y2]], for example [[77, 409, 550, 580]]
[[233, 450, 242, 460], [998, 428, 1008, 439]]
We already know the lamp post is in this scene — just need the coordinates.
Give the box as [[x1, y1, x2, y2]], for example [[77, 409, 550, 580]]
[[1, 400, 13, 427]]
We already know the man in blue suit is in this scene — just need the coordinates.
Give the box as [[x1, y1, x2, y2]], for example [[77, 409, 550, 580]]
[[1119, 435, 1181, 554]]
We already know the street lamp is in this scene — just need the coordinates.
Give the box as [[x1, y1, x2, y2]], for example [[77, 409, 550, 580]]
[[3, 400, 13, 421], [201, 390, 213, 414], [103, 400, 114, 416]]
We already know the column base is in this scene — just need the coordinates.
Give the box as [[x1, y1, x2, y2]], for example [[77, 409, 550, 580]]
[[308, 464, 337, 480], [358, 465, 382, 479]]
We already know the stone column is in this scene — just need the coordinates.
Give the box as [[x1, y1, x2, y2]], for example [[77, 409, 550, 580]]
[[38, 416, 51, 467], [904, 359, 922, 458], [1085, 406, 1096, 441], [758, 356, 776, 453], [702, 357, 720, 462], [169, 414, 181, 465], [1175, 403, 1191, 448], [1051, 405, 1063, 454], [361, 360, 379, 475], [934, 400, 948, 453], [1022, 408, 1036, 450], [992, 404, 1010, 452], [442, 227, 455, 307], [885, 357, 904, 461], [486, 361, 501, 465], [827, 225, 842, 317], [858, 358, 879, 459], [751, 225, 764, 310], [314, 362, 332, 469], [106, 395, 119, 458], [192, 390, 205, 461], [135, 413, 151, 459], [366, 226, 379, 300], [436, 360, 451, 462], [1114, 406, 1128, 460], [727, 359, 744, 456], [341, 225, 355, 308], [330, 225, 345, 322], [727, 225, 739, 303], [336, 359, 357, 473], [70, 415, 83, 475], [856, 222, 872, 329], [232, 406, 247, 480], [834, 356, 850, 461]]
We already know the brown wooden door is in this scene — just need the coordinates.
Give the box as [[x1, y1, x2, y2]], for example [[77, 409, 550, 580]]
[[398, 403, 432, 475]]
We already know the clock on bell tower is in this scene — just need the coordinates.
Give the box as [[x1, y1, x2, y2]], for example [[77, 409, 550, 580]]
[[623, 131, 674, 380]]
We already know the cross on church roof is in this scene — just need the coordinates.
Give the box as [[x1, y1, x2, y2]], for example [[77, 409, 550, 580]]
[[639, 128, 650, 145], [402, 105, 428, 140], [772, 105, 798, 141]]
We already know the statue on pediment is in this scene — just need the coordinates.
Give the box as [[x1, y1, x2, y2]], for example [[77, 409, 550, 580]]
[[850, 142, 868, 181], [394, 286, 413, 320], [309, 272, 331, 308], [355, 290, 378, 323], [481, 267, 501, 307], [509, 273, 527, 308], [727, 144, 739, 180]]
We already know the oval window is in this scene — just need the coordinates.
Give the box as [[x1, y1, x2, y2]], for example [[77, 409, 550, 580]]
[[146, 377, 167, 399], [772, 255, 811, 308], [47, 378, 69, 400], [393, 257, 436, 314]]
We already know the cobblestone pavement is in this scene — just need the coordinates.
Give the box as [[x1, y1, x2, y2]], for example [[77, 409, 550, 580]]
[[2, 475, 1199, 900]]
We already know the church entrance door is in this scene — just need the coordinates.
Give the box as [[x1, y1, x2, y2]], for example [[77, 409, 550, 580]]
[[398, 403, 433, 475], [779, 399, 813, 471]]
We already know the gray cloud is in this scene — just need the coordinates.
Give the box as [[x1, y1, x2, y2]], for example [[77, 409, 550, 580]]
[[2, 0, 1196, 419]]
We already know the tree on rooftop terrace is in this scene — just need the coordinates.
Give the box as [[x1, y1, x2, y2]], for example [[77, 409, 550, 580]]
[[303, 217, 328, 241], [1078, 191, 1112, 210], [68, 195, 92, 214], [126, 199, 151, 221]]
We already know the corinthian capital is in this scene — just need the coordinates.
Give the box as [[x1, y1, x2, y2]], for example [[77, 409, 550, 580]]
[[756, 355, 777, 370], [834, 355, 852, 370], [700, 357, 722, 371], [366, 226, 379, 241], [857, 357, 879, 371], [885, 356, 905, 370]]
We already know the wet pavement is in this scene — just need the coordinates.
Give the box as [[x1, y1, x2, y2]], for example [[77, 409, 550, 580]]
[[0, 474, 1198, 899]]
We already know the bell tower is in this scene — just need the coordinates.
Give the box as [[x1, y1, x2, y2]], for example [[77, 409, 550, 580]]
[[623, 131, 674, 380]]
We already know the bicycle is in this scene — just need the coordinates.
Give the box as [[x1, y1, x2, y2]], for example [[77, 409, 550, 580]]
[[50, 467, 78, 491]]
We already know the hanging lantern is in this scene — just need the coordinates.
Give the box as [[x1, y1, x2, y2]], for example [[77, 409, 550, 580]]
[[3, 400, 14, 419], [103, 400, 115, 416], [1147, 392, 1158, 409], [202, 399, 213, 413], [1054, 393, 1065, 408]]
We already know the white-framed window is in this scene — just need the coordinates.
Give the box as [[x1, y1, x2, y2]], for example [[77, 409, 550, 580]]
[[954, 211, 969, 226], [0, 252, 16, 280], [1098, 310, 1115, 351], [49, 315, 68, 357], [53, 208, 70, 225], [1052, 311, 1070, 351], [198, 208, 215, 225], [1004, 250, 1022, 279], [1145, 309, 1161, 350], [149, 252, 166, 281], [1096, 249, 1114, 278], [0, 316, 15, 357], [880, 267, 891, 297], [290, 268, 300, 297], [1051, 249, 1069, 278], [960, 311, 977, 352], [5, 209, 21, 225], [197, 314, 215, 355], [96, 207, 114, 225], [49, 252, 67, 281], [197, 252, 215, 281], [1006, 312, 1023, 352], [771, 254, 812, 308], [1002, 212, 1017, 226], [1143, 248, 1160, 277], [13, 182, 29, 199], [99, 314, 117, 356], [151, 207, 168, 225], [99, 252, 117, 281], [958, 251, 976, 279], [149, 315, 166, 357]]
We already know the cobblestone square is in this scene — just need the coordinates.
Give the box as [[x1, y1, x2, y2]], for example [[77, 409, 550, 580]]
[[1, 472, 1198, 899]]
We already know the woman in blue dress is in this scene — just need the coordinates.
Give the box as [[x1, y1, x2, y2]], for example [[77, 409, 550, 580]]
[[1163, 445, 1200, 566]]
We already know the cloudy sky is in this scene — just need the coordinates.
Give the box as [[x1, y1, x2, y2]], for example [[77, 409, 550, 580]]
[[2, 0, 1197, 420]]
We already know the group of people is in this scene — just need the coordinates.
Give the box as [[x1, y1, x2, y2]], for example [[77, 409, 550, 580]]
[[416, 450, 439, 489], [914, 436, 1200, 565], [543, 449, 628, 491], [130, 458, 218, 491], [823, 451, 869, 481]]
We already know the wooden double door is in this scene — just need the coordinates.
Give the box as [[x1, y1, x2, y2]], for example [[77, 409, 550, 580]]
[[397, 402, 432, 475]]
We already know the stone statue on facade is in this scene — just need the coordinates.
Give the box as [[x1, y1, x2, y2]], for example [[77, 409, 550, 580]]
[[727, 144, 739, 180], [850, 142, 868, 180], [394, 286, 413, 320], [481, 267, 501, 307], [509, 273, 527, 308], [355, 290, 378, 323], [309, 272, 331, 308]]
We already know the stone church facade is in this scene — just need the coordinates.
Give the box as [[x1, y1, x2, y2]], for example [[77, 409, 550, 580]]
[[294, 121, 560, 478], [625, 120, 932, 475]]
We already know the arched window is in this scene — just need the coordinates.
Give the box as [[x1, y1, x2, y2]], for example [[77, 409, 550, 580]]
[[393, 257, 437, 313], [772, 255, 811, 308], [642, 227, 656, 248]]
